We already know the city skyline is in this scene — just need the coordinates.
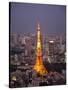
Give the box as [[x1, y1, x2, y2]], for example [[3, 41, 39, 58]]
[[9, 2, 66, 88], [10, 2, 66, 35]]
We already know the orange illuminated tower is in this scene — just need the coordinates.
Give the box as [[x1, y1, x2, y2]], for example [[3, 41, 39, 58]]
[[33, 19, 48, 75]]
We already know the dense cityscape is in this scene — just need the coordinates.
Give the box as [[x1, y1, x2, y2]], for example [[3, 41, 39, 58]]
[[9, 30, 66, 87], [8, 1, 66, 88]]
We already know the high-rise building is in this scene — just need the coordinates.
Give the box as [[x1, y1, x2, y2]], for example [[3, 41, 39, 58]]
[[45, 43, 51, 63], [49, 40, 55, 56], [25, 36, 32, 56], [10, 33, 18, 47]]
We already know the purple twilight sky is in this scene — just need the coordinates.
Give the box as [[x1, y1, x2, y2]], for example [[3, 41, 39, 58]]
[[10, 2, 66, 35]]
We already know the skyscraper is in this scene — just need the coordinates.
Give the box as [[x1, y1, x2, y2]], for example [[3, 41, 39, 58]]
[[49, 40, 55, 56]]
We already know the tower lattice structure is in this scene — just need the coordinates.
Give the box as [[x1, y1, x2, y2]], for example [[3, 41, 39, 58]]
[[33, 19, 48, 75]]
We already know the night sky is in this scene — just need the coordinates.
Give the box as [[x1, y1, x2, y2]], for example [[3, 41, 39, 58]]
[[10, 2, 66, 35]]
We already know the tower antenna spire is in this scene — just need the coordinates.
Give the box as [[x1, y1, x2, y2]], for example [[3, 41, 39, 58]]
[[37, 17, 40, 30]]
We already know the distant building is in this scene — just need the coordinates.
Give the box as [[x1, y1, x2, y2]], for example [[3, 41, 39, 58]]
[[25, 36, 32, 56], [10, 33, 18, 47], [49, 40, 55, 56]]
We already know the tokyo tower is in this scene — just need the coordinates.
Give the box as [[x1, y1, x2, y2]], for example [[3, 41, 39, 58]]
[[33, 19, 48, 75]]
